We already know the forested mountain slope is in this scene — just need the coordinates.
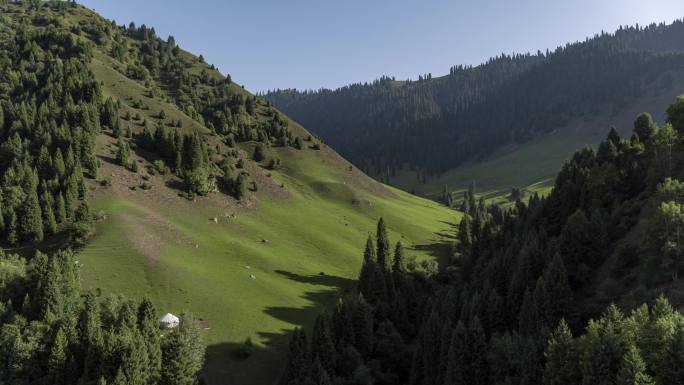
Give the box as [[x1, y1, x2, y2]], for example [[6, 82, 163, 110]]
[[265, 20, 684, 195], [280, 96, 684, 385], [0, 2, 455, 385]]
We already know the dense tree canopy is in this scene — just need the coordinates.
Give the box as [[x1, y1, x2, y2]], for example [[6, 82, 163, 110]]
[[266, 19, 684, 183], [281, 96, 684, 385]]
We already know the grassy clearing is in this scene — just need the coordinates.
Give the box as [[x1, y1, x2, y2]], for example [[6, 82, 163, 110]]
[[81, 118, 456, 385]]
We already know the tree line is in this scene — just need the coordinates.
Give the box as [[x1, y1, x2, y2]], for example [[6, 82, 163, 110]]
[[0, 247, 205, 385], [279, 95, 684, 385], [265, 19, 684, 183], [0, 6, 100, 245]]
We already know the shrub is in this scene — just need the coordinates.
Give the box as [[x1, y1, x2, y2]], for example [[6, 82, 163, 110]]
[[153, 159, 167, 174]]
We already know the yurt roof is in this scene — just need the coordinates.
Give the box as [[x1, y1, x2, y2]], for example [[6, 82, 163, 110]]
[[160, 313, 179, 323]]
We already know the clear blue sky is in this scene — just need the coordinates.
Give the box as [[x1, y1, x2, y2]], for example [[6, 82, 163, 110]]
[[80, 0, 684, 93]]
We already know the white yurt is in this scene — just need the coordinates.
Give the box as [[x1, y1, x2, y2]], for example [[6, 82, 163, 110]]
[[159, 313, 180, 329]]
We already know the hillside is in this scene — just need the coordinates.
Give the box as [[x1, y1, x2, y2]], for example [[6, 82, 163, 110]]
[[265, 20, 684, 198], [0, 3, 455, 385], [278, 95, 684, 385]]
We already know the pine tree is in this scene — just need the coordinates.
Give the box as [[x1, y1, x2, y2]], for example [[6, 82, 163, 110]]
[[19, 189, 43, 242], [80, 294, 103, 381], [160, 315, 205, 385], [445, 321, 468, 385], [55, 192, 67, 223], [40, 188, 57, 235], [234, 173, 247, 200], [283, 328, 310, 383], [116, 138, 130, 166], [376, 218, 390, 269], [616, 346, 654, 385], [137, 298, 162, 384], [253, 143, 265, 162], [392, 242, 405, 273], [543, 254, 574, 326], [353, 296, 374, 357], [661, 321, 684, 385], [468, 316, 489, 385], [311, 314, 336, 375], [358, 236, 375, 299], [311, 357, 333, 385], [519, 288, 539, 336], [48, 327, 68, 385], [543, 319, 580, 385], [666, 94, 684, 132]]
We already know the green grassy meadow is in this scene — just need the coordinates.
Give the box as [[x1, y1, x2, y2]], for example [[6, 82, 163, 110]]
[[80, 132, 457, 385]]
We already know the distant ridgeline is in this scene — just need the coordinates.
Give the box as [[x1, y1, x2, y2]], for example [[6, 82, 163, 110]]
[[280, 96, 684, 385], [265, 19, 684, 181]]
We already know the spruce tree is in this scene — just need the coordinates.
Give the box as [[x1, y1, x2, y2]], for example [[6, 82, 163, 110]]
[[661, 321, 684, 385], [253, 143, 265, 162], [445, 321, 468, 385], [137, 298, 162, 384], [519, 288, 539, 336], [116, 138, 130, 166], [311, 314, 336, 376], [543, 319, 580, 385], [234, 173, 247, 200], [160, 314, 205, 385], [48, 326, 68, 385], [666, 94, 684, 132], [617, 346, 654, 385], [352, 296, 374, 357], [283, 328, 310, 383], [392, 242, 405, 273], [543, 254, 574, 327], [376, 218, 390, 269], [19, 189, 43, 242], [468, 316, 489, 385]]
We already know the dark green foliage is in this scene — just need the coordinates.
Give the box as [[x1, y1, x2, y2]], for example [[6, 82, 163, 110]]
[[310, 314, 336, 374], [617, 346, 654, 385], [234, 173, 247, 200], [543, 320, 580, 385], [160, 314, 205, 385], [283, 328, 310, 384], [116, 138, 131, 166], [281, 97, 684, 385], [266, 20, 684, 179], [634, 112, 657, 143], [0, 16, 100, 245], [666, 95, 684, 132], [660, 320, 684, 385], [376, 218, 390, 269], [253, 143, 266, 162], [0, 247, 205, 385], [392, 242, 404, 273]]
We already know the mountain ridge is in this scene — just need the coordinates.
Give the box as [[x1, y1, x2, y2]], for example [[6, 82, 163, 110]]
[[265, 19, 684, 197]]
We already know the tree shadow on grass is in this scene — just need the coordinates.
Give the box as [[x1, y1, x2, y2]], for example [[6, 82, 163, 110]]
[[410, 220, 458, 268], [202, 226, 455, 385], [201, 270, 355, 385]]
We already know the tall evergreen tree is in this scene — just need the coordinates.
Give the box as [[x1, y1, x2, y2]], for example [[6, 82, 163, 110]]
[[616, 346, 654, 385], [392, 242, 405, 273], [311, 314, 336, 376], [543, 319, 580, 385], [376, 218, 390, 269]]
